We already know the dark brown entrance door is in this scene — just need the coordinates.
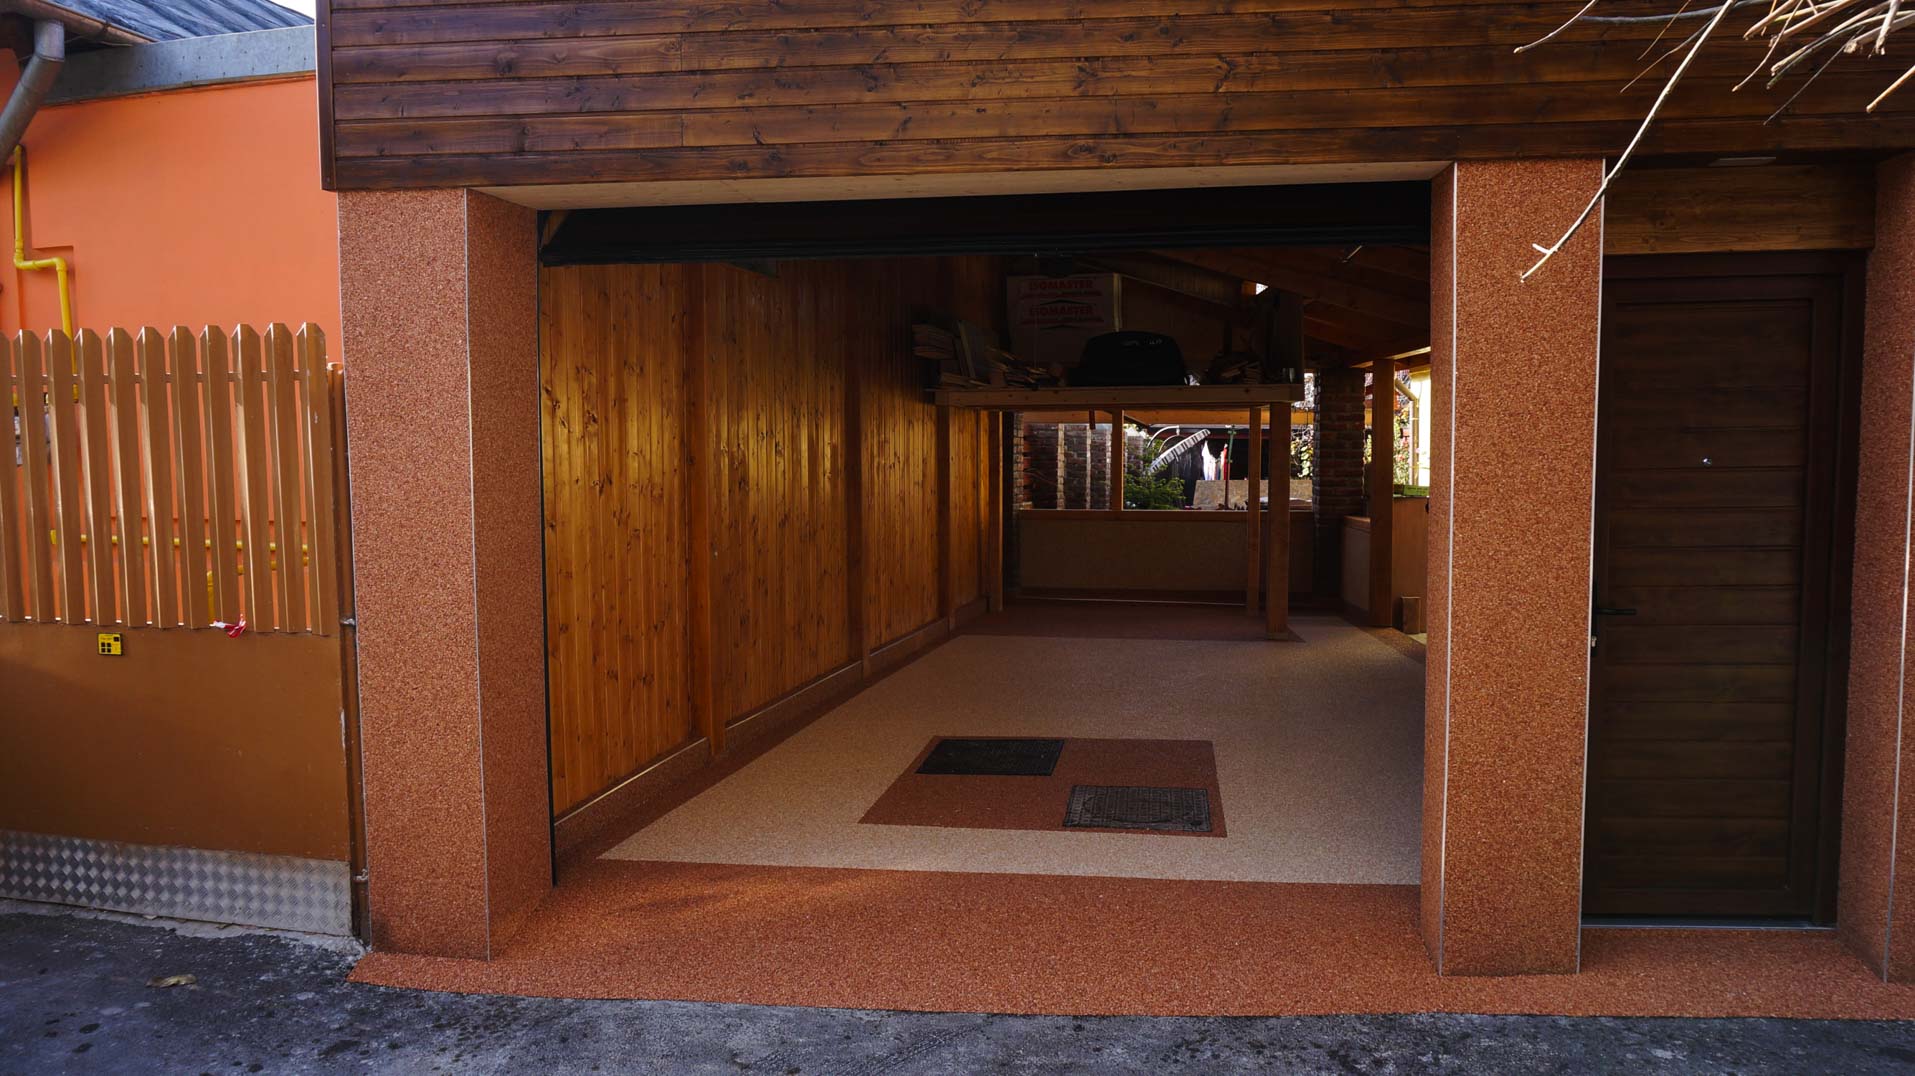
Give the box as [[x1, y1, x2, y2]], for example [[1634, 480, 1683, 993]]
[[1585, 253, 1859, 921]]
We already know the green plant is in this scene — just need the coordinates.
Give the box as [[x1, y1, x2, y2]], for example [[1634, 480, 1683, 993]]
[[1125, 470, 1187, 510], [1124, 432, 1188, 510]]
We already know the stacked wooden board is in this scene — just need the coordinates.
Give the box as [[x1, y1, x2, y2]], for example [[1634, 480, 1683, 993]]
[[913, 319, 1059, 392]]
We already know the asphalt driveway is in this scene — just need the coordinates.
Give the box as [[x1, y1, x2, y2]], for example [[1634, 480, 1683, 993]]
[[2, 905, 1911, 1075]]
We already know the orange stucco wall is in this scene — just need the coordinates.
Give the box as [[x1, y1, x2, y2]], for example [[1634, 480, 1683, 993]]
[[0, 63, 337, 342]]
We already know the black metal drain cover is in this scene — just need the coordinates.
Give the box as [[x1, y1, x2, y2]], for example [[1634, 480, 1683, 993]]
[[1065, 786, 1212, 832], [917, 737, 1064, 776]]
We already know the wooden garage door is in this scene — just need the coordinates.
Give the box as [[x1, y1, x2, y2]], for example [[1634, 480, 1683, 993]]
[[1585, 254, 1858, 921]]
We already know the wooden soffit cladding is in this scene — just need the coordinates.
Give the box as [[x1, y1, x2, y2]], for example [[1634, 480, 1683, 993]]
[[1605, 164, 1877, 255], [318, 0, 1915, 192]]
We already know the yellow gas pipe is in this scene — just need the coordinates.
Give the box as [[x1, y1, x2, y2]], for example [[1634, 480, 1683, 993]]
[[12, 145, 71, 336]]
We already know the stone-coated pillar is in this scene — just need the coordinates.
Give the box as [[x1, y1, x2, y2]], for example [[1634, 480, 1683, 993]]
[[339, 189, 549, 958], [1840, 153, 1915, 983], [1423, 160, 1603, 976]]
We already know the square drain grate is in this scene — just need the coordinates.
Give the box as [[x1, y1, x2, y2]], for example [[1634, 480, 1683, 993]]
[[1065, 785, 1212, 833], [917, 737, 1064, 776]]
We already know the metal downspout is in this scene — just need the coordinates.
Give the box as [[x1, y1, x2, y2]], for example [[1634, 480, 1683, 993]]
[[0, 20, 63, 165], [1, 22, 69, 334]]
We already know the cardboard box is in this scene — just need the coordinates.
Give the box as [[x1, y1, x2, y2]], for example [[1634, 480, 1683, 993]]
[[1007, 274, 1121, 369]]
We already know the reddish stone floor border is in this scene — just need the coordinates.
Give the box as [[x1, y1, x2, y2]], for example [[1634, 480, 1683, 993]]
[[860, 736, 1226, 837], [351, 860, 1915, 1018], [360, 602, 1897, 1014]]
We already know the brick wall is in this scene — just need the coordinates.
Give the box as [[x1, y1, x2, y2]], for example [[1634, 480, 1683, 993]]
[[1312, 367, 1367, 598], [1019, 421, 1126, 512], [1021, 422, 1062, 509], [1089, 425, 1110, 511], [1062, 424, 1091, 508]]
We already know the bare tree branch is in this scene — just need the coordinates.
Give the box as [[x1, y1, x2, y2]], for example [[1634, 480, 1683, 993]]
[[1515, 0, 1606, 53], [1870, 59, 1915, 108], [1576, 0, 1765, 23], [1519, 0, 1910, 279], [1521, 0, 1740, 281]]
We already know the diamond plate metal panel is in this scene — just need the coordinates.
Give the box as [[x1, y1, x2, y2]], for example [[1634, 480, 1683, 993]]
[[0, 830, 351, 935]]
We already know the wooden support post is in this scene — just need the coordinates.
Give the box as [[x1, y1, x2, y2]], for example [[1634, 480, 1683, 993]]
[[1109, 408, 1125, 513], [937, 404, 956, 629], [978, 412, 990, 602], [1246, 405, 1262, 614], [1268, 401, 1292, 638], [683, 279, 719, 756], [1267, 290, 1304, 638], [1085, 409, 1097, 510], [1369, 354, 1396, 628], [986, 410, 1005, 612], [847, 348, 871, 673]]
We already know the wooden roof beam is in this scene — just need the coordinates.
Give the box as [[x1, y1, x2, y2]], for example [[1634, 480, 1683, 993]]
[[1294, 244, 1432, 284], [1153, 248, 1427, 332], [1303, 313, 1422, 357], [1078, 252, 1247, 309], [1262, 247, 1429, 304]]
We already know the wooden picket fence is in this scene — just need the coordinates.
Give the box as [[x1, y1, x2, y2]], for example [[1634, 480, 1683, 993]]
[[0, 324, 343, 634]]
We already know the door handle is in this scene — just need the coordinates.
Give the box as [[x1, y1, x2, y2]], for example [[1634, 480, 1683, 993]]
[[1590, 604, 1634, 651]]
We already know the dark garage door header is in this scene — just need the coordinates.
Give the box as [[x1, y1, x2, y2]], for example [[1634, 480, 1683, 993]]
[[539, 181, 1431, 265]]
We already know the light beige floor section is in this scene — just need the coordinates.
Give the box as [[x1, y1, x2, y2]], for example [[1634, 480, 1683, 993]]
[[605, 616, 1425, 884]]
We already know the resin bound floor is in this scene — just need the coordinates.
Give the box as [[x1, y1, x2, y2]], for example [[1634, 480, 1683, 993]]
[[352, 604, 1915, 1020]]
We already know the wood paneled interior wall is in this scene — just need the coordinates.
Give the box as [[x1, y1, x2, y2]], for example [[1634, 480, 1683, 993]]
[[320, 0, 1915, 191], [703, 262, 854, 724], [945, 256, 996, 613], [952, 411, 984, 609], [540, 256, 998, 814], [541, 265, 694, 815], [862, 256, 998, 642]]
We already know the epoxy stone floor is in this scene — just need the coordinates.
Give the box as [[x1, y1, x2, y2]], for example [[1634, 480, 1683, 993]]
[[351, 605, 1915, 1018], [606, 614, 1425, 884]]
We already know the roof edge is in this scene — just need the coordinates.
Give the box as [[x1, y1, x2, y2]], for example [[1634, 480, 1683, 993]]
[[4, 0, 149, 45], [45, 24, 311, 103]]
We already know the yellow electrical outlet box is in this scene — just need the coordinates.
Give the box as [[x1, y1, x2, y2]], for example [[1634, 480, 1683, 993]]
[[96, 632, 123, 656]]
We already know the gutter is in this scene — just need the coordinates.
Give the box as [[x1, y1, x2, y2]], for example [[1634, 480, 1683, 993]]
[[3, 0, 146, 46]]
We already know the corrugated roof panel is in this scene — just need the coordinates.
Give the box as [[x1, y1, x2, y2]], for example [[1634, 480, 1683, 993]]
[[54, 0, 307, 41]]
